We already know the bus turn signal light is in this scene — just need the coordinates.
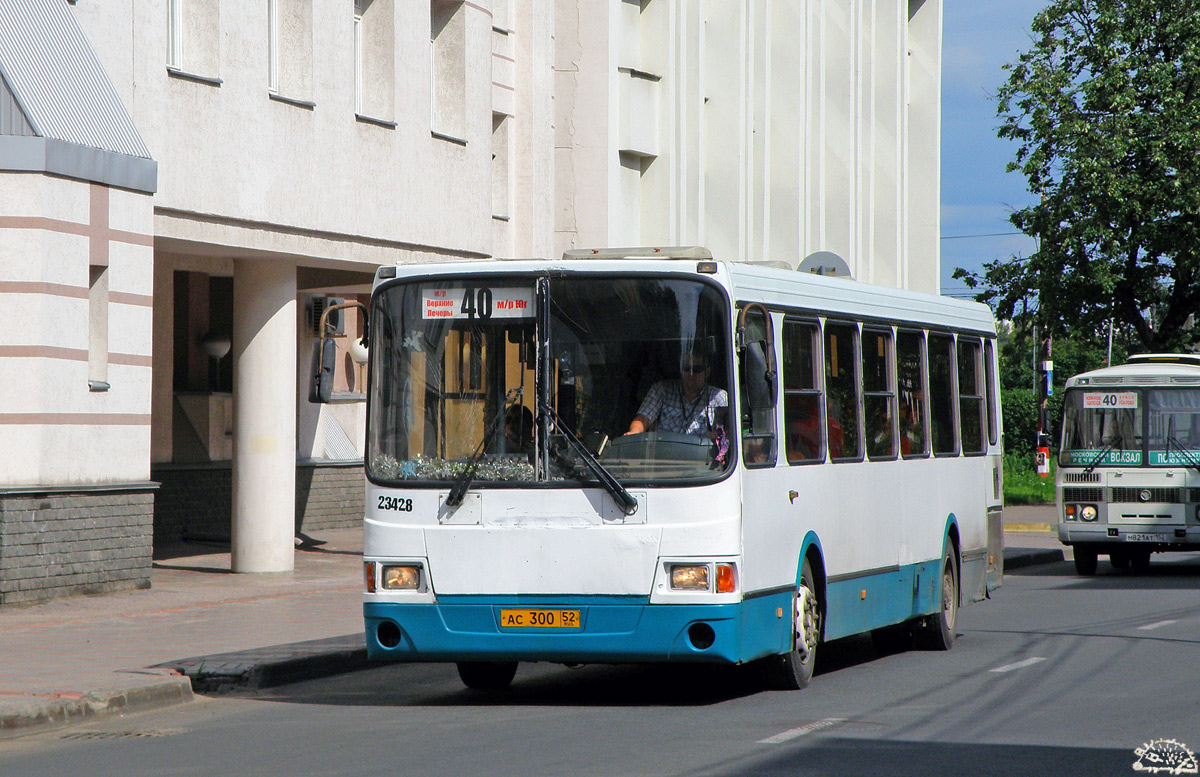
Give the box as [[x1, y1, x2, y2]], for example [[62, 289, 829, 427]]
[[716, 564, 736, 593]]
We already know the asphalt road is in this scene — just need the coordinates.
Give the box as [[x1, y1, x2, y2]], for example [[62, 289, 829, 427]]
[[4, 553, 1200, 777]]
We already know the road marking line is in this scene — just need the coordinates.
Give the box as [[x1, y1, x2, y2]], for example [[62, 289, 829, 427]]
[[1138, 620, 1178, 631], [758, 717, 846, 744], [989, 657, 1047, 673]]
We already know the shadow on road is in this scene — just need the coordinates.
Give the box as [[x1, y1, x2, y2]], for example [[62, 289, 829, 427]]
[[1006, 555, 1200, 590], [252, 633, 893, 709]]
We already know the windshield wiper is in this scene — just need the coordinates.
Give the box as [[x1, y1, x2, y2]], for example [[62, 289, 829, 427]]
[[446, 389, 522, 508], [1083, 433, 1123, 475], [1164, 417, 1200, 472], [538, 399, 639, 516]]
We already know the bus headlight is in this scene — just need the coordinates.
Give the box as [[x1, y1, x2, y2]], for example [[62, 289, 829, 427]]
[[381, 564, 422, 590], [1080, 505, 1098, 522], [670, 565, 710, 590], [1064, 505, 1077, 521]]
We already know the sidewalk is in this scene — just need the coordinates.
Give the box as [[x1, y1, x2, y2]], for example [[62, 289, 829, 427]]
[[0, 508, 1068, 741], [0, 528, 366, 739]]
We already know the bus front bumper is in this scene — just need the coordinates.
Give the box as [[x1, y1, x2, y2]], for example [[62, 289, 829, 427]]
[[1059, 523, 1200, 550], [363, 594, 791, 665]]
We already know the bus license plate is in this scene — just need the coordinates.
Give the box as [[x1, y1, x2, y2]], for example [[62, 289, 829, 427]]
[[1126, 533, 1170, 543], [499, 609, 580, 628]]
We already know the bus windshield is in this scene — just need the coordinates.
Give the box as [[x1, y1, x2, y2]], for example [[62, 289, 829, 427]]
[[1147, 388, 1200, 466], [367, 274, 733, 486], [1060, 389, 1143, 466]]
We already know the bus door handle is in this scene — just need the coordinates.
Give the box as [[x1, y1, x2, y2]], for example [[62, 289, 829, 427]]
[[789, 490, 799, 504]]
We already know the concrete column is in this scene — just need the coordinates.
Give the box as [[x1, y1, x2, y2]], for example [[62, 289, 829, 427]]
[[231, 260, 297, 573]]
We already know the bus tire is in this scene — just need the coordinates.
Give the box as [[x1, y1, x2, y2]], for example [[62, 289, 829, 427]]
[[1073, 546, 1098, 576], [762, 557, 821, 690], [1130, 549, 1151, 573], [918, 545, 957, 651], [456, 661, 518, 691]]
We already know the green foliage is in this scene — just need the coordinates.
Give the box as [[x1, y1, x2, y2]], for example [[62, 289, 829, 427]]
[[955, 0, 1200, 352], [1003, 452, 1057, 505]]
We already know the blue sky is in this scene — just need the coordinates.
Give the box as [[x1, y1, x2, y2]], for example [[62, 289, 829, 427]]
[[940, 1, 1047, 298]]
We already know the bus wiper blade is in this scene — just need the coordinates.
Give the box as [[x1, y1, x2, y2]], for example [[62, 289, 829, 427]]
[[1165, 434, 1200, 472], [1083, 434, 1122, 475], [538, 399, 639, 516], [446, 393, 519, 507]]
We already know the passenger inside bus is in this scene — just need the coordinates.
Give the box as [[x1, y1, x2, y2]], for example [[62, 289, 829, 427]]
[[504, 404, 534, 461], [625, 351, 729, 437]]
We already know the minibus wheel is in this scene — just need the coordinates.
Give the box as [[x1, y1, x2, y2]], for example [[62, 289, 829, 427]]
[[761, 558, 821, 690], [457, 661, 518, 690], [1073, 546, 1098, 576]]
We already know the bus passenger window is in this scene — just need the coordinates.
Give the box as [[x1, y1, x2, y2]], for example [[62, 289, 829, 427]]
[[738, 307, 777, 466], [984, 339, 999, 447], [824, 322, 861, 460], [929, 334, 957, 455], [897, 330, 928, 456], [958, 339, 986, 454], [863, 329, 896, 460], [783, 319, 822, 463]]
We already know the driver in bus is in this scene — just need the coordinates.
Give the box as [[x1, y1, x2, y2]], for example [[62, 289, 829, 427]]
[[625, 352, 728, 437]]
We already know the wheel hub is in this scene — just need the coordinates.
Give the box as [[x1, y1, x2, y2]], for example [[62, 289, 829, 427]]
[[795, 585, 819, 660]]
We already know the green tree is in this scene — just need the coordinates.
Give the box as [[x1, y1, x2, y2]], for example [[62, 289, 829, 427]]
[[955, 0, 1200, 351]]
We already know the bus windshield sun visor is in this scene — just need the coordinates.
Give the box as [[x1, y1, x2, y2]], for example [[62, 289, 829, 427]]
[[538, 398, 639, 516]]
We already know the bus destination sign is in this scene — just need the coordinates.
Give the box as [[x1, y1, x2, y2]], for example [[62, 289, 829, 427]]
[[422, 286, 535, 320]]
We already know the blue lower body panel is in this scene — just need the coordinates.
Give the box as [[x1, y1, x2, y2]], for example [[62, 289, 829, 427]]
[[364, 593, 792, 665]]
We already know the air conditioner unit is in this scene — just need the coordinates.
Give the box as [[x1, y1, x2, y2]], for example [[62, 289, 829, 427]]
[[308, 296, 345, 337]]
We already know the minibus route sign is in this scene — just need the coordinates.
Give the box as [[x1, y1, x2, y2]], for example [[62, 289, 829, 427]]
[[1082, 392, 1138, 409]]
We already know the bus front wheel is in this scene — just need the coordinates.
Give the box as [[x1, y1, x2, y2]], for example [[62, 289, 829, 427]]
[[762, 557, 821, 690], [918, 545, 957, 651], [456, 661, 518, 691]]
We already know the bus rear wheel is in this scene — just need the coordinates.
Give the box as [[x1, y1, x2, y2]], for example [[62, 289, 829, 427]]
[[456, 661, 518, 691], [917, 545, 957, 651], [762, 558, 821, 690]]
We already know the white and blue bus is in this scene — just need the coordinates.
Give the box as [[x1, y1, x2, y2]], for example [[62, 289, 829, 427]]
[[1058, 354, 1200, 575], [352, 248, 1003, 690]]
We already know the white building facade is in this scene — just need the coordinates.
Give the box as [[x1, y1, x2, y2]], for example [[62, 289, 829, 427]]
[[0, 0, 941, 604]]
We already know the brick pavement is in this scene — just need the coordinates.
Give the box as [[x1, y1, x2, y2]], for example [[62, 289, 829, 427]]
[[0, 528, 365, 739]]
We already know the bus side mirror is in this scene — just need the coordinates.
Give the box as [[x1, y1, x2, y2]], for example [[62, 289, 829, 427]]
[[743, 341, 776, 410], [309, 338, 336, 403]]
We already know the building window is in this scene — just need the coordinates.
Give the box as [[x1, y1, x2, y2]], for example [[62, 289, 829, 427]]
[[267, 0, 314, 100], [355, 0, 395, 121], [166, 0, 221, 78], [88, 265, 109, 390], [431, 0, 466, 139], [492, 113, 510, 220]]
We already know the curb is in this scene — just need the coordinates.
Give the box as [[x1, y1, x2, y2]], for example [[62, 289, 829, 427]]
[[156, 634, 369, 694], [1005, 547, 1065, 570], [0, 676, 193, 741]]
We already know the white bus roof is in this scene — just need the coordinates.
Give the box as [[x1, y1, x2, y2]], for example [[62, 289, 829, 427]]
[[376, 250, 996, 336], [1066, 356, 1200, 388]]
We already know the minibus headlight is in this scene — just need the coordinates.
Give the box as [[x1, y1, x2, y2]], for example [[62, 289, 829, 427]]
[[670, 565, 710, 590], [1080, 505, 1098, 522], [381, 564, 422, 590]]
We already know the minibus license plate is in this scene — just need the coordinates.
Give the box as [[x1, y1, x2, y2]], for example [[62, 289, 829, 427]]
[[1127, 533, 1169, 543], [499, 609, 580, 628]]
